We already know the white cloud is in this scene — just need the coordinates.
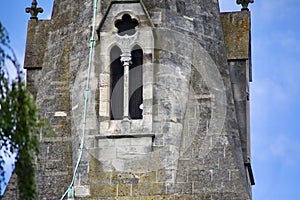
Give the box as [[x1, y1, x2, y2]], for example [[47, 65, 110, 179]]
[[269, 134, 300, 166], [251, 78, 290, 123], [277, 32, 300, 54], [252, 128, 300, 168]]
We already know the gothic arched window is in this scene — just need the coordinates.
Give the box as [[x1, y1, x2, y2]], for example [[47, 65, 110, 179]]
[[97, 3, 154, 133], [110, 46, 124, 120], [110, 45, 144, 120], [129, 47, 143, 119]]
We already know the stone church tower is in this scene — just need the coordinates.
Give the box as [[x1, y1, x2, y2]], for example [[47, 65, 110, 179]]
[[4, 0, 255, 199]]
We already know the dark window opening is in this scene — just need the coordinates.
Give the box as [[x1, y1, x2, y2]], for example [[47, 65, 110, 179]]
[[176, 1, 186, 14], [115, 14, 138, 36], [110, 46, 124, 120], [129, 47, 143, 119]]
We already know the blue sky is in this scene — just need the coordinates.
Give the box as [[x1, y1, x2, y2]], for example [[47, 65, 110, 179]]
[[1, 0, 300, 199]]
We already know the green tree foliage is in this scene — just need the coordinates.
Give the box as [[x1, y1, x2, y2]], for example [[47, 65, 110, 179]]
[[0, 21, 41, 200]]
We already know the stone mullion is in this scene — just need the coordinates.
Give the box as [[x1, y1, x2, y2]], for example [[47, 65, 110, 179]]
[[120, 52, 132, 119]]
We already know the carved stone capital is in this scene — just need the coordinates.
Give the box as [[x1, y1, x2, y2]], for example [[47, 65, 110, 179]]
[[120, 53, 132, 67]]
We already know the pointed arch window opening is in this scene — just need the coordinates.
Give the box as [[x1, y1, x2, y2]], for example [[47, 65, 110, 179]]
[[110, 46, 124, 120], [129, 48, 143, 119], [110, 46, 143, 120]]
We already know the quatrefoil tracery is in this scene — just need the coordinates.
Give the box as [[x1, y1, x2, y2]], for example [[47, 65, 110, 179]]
[[115, 14, 139, 36]]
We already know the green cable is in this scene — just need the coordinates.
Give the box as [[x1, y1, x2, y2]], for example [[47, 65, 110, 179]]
[[60, 0, 98, 199]]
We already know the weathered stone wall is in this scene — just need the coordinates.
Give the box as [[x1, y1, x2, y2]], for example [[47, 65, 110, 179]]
[[19, 1, 93, 199], [4, 0, 254, 199]]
